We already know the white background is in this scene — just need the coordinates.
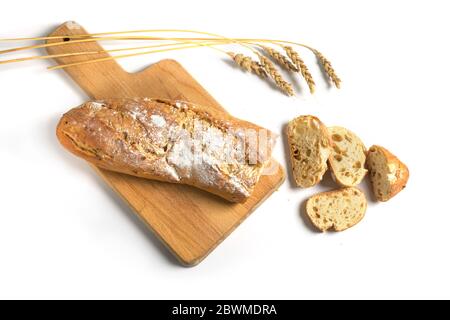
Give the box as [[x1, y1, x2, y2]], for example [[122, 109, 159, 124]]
[[1, 0, 449, 299]]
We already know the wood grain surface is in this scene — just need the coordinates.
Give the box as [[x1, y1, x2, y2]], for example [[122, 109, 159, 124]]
[[46, 22, 285, 266]]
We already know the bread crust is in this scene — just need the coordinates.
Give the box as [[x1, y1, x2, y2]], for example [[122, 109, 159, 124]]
[[367, 145, 409, 202], [57, 98, 276, 203]]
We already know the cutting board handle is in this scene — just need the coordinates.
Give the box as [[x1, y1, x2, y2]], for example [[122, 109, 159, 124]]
[[46, 21, 130, 99]]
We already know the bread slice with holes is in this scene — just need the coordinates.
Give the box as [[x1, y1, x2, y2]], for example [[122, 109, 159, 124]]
[[286, 115, 332, 187], [306, 187, 367, 232], [328, 126, 367, 187], [366, 145, 409, 202]]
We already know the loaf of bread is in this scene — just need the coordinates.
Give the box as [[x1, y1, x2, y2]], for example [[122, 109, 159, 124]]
[[57, 98, 277, 202], [286, 115, 332, 187], [328, 126, 367, 187], [306, 187, 367, 232], [366, 145, 409, 202]]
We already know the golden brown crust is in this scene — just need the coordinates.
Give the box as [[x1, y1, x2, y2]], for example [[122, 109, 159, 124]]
[[367, 145, 409, 202], [57, 98, 276, 203]]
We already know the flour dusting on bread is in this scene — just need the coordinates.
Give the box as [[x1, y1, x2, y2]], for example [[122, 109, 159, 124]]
[[57, 98, 276, 202]]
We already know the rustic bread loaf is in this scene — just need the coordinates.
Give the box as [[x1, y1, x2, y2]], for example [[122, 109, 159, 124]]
[[57, 98, 277, 203], [366, 145, 409, 202], [328, 126, 367, 187], [306, 187, 367, 232], [286, 115, 332, 187]]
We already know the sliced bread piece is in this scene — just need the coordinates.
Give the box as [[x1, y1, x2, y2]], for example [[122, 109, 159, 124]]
[[366, 145, 409, 202], [328, 126, 367, 187], [286, 115, 332, 187], [306, 187, 367, 232]]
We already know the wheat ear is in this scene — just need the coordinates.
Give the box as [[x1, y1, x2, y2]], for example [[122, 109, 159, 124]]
[[283, 46, 316, 94], [313, 50, 341, 89], [262, 46, 298, 72], [228, 52, 267, 77], [258, 54, 294, 96]]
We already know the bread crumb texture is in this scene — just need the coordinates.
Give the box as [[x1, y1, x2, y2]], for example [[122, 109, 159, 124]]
[[306, 187, 367, 232], [328, 126, 367, 187], [287, 115, 331, 188]]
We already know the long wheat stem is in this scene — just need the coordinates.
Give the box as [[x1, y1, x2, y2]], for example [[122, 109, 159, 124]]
[[0, 28, 310, 52], [0, 41, 226, 65], [0, 28, 315, 55], [48, 42, 228, 70], [0, 36, 236, 56], [0, 33, 330, 64]]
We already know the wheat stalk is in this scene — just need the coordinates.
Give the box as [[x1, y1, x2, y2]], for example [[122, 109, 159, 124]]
[[228, 52, 267, 77], [261, 46, 298, 72], [313, 50, 341, 89], [0, 28, 342, 96], [0, 41, 226, 65], [283, 46, 316, 94], [258, 54, 294, 96], [48, 42, 228, 70]]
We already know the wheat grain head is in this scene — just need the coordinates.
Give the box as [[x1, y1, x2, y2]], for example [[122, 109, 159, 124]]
[[262, 46, 298, 72], [313, 50, 341, 89], [284, 46, 316, 94], [228, 52, 267, 77], [258, 54, 294, 96]]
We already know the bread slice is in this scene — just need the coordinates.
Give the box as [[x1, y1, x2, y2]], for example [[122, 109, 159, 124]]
[[306, 187, 367, 232], [328, 126, 367, 187], [366, 145, 409, 202], [286, 115, 332, 187]]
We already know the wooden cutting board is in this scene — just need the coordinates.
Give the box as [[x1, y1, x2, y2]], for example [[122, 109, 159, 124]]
[[47, 22, 285, 266]]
